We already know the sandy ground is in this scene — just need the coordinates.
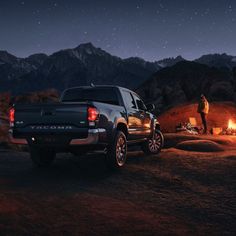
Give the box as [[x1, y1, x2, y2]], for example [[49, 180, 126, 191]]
[[0, 134, 235, 235]]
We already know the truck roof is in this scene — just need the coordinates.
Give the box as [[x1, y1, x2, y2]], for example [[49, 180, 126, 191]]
[[63, 85, 134, 93]]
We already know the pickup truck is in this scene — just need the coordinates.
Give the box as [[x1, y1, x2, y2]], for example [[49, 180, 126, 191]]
[[9, 85, 164, 169]]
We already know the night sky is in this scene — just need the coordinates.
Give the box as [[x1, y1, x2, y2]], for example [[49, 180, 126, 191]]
[[0, 0, 235, 61]]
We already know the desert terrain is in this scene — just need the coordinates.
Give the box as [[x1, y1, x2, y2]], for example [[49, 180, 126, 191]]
[[0, 101, 236, 235], [0, 133, 235, 235]]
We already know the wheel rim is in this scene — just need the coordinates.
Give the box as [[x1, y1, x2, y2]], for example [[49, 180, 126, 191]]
[[116, 136, 127, 166], [148, 132, 162, 152]]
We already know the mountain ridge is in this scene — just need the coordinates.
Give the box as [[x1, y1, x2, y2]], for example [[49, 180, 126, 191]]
[[0, 43, 161, 93], [2, 43, 236, 69], [0, 43, 236, 96]]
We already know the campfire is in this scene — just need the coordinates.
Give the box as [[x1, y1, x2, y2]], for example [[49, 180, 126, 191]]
[[226, 119, 236, 135], [228, 119, 236, 129]]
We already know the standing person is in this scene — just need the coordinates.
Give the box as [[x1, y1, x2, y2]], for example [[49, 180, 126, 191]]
[[197, 94, 209, 134]]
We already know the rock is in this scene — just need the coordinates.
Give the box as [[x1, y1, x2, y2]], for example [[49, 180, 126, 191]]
[[176, 140, 224, 152]]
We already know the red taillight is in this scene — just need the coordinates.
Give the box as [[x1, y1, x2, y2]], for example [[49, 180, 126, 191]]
[[88, 107, 99, 121], [9, 108, 15, 123]]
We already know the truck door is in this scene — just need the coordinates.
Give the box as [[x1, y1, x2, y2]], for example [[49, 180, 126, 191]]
[[132, 93, 152, 138], [121, 90, 143, 140]]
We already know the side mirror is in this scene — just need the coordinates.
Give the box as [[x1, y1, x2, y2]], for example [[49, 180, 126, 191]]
[[146, 103, 155, 112]]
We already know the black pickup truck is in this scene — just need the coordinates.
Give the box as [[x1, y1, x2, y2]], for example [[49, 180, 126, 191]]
[[9, 86, 164, 169]]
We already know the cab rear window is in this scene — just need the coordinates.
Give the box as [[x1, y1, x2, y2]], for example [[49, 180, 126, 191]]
[[62, 87, 120, 105]]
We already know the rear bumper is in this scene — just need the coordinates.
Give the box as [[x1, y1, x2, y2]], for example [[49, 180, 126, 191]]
[[9, 134, 28, 145], [69, 129, 106, 145], [9, 128, 106, 146]]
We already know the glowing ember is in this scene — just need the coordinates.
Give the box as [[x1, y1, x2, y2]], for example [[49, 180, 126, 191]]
[[228, 119, 236, 129]]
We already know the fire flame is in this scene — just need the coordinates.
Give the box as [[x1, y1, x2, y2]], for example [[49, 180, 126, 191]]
[[228, 119, 236, 129]]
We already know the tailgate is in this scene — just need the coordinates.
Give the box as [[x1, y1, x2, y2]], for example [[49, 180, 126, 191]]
[[13, 103, 89, 135]]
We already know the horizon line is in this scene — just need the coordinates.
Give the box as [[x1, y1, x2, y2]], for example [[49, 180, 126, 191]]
[[1, 42, 236, 63]]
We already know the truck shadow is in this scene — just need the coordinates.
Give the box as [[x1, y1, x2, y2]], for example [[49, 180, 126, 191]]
[[1, 151, 150, 193]]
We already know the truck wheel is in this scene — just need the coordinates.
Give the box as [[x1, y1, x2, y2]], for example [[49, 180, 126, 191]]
[[142, 130, 164, 155], [29, 147, 56, 167], [106, 131, 127, 169]]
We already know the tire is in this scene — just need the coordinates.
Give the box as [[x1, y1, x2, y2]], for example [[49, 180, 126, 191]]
[[142, 130, 164, 155], [29, 146, 56, 167], [106, 131, 127, 169]]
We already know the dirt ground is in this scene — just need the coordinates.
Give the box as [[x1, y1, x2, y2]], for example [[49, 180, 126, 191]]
[[0, 135, 236, 235]]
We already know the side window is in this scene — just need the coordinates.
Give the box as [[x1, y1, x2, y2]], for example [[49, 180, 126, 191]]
[[122, 91, 137, 109], [132, 94, 147, 111]]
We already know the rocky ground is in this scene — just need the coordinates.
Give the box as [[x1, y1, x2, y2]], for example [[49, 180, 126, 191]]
[[0, 134, 235, 235]]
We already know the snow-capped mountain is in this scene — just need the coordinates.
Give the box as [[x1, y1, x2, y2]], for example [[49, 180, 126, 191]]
[[156, 55, 185, 68]]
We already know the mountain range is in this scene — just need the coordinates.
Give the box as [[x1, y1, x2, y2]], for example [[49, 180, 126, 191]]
[[0, 42, 236, 111], [0, 43, 161, 94]]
